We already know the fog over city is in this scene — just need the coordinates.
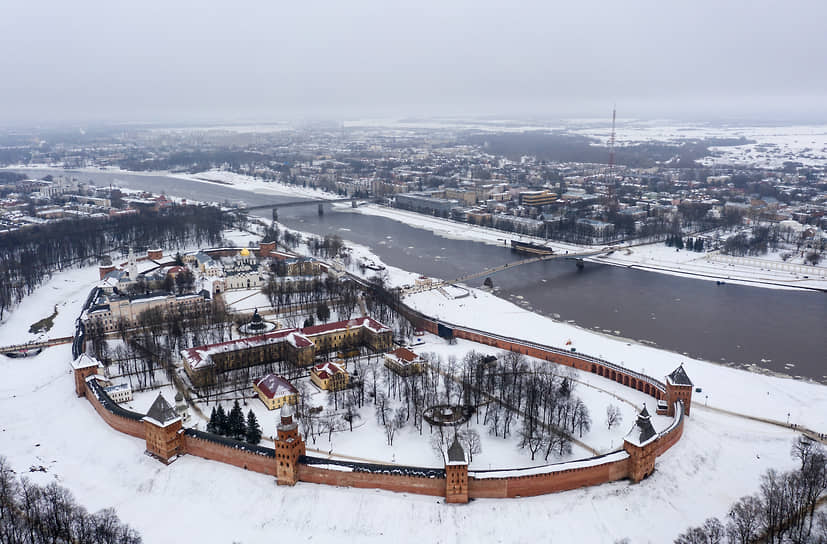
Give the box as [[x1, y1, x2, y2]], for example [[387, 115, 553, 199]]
[[2, 0, 826, 124]]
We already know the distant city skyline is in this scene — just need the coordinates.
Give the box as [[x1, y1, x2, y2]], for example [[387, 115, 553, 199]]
[[1, 0, 826, 124]]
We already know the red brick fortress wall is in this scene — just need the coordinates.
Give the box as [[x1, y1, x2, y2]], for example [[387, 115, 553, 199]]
[[83, 384, 145, 439], [297, 465, 445, 497], [183, 434, 277, 476]]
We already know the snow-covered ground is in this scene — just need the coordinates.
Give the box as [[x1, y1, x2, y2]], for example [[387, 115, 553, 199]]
[[337, 203, 827, 291], [0, 339, 805, 543], [1, 231, 825, 542]]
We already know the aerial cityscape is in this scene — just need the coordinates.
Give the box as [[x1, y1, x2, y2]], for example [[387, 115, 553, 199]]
[[1, 2, 826, 543]]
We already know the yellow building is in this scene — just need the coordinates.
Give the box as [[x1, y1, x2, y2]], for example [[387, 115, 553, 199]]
[[310, 361, 349, 391], [520, 190, 557, 207], [253, 374, 298, 410], [384, 347, 425, 376]]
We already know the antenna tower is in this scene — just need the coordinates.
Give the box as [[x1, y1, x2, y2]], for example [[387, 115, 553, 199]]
[[608, 105, 618, 206]]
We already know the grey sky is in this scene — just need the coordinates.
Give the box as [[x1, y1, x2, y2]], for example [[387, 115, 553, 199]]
[[2, 0, 826, 124]]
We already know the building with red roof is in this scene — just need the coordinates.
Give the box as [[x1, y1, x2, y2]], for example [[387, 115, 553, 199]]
[[384, 347, 425, 376], [181, 316, 392, 387], [253, 374, 298, 410], [310, 361, 349, 391]]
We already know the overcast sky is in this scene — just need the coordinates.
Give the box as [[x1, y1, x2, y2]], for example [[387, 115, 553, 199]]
[[2, 0, 826, 125]]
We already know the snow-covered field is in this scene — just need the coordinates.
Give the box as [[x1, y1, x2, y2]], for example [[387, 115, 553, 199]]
[[343, 118, 827, 168]]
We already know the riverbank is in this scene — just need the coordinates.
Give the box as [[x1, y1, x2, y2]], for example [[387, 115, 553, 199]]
[[338, 203, 827, 292]]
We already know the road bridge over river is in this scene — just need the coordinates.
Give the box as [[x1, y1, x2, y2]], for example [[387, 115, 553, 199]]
[[404, 248, 612, 295], [243, 197, 353, 211]]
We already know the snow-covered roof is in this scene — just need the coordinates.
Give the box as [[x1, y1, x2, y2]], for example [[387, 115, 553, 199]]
[[666, 364, 693, 387], [181, 328, 313, 370], [142, 393, 181, 428], [71, 353, 100, 370], [624, 405, 657, 447], [254, 374, 297, 399], [386, 347, 422, 366], [301, 316, 391, 336], [312, 361, 346, 380], [182, 317, 390, 371]]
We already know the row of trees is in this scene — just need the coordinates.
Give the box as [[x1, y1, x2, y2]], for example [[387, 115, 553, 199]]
[[0, 205, 228, 320], [0, 457, 141, 543], [665, 234, 705, 252], [206, 400, 263, 445], [262, 274, 359, 320], [674, 436, 827, 544]]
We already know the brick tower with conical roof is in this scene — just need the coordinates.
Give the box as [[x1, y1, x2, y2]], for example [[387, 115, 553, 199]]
[[665, 364, 693, 416], [445, 435, 469, 503], [275, 403, 305, 485], [142, 393, 183, 463]]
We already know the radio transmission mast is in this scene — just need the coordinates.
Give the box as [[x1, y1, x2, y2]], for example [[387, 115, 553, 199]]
[[607, 105, 618, 207]]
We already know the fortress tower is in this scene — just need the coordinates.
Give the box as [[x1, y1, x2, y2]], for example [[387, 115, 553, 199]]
[[664, 364, 693, 416], [275, 403, 305, 486], [445, 436, 469, 503], [142, 393, 183, 464], [623, 404, 658, 483], [71, 354, 100, 397]]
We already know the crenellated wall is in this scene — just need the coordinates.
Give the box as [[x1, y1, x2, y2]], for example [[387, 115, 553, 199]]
[[183, 432, 277, 476], [297, 464, 446, 497], [83, 380, 145, 439]]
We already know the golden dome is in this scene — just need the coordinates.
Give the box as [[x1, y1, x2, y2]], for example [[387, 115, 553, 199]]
[[240, 247, 250, 257]]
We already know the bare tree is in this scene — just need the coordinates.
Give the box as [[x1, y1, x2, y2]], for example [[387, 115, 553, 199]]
[[726, 495, 763, 544], [606, 404, 623, 430], [459, 428, 482, 463], [791, 435, 817, 470]]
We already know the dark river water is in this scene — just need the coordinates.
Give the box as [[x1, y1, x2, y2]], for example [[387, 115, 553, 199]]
[[22, 170, 827, 381]]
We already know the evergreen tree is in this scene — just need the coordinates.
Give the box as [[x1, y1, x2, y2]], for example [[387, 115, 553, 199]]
[[559, 378, 570, 397], [215, 404, 228, 436], [245, 409, 263, 444], [694, 238, 704, 252], [316, 303, 331, 323], [207, 406, 218, 433], [229, 400, 246, 440]]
